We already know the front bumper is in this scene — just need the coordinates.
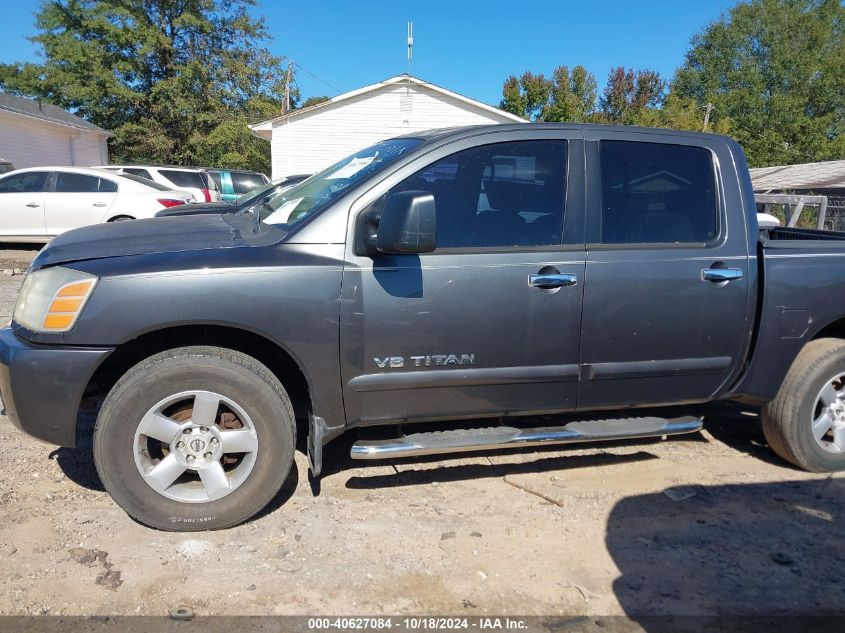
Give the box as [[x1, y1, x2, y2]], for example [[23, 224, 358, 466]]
[[0, 327, 113, 447]]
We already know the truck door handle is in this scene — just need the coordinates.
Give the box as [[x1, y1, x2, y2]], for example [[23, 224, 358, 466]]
[[25, 203, 39, 208], [702, 267, 743, 282], [528, 273, 578, 289]]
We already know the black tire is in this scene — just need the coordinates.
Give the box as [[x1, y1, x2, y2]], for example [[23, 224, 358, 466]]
[[108, 215, 134, 222], [93, 346, 295, 531], [762, 337, 845, 472]]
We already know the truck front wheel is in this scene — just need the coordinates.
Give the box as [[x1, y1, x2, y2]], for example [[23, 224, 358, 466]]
[[763, 337, 845, 472], [93, 346, 295, 530]]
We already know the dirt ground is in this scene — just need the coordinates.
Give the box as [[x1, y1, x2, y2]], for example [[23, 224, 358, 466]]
[[0, 246, 842, 618]]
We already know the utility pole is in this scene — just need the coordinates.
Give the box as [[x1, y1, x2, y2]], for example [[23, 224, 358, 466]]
[[284, 59, 293, 113], [702, 102, 713, 132]]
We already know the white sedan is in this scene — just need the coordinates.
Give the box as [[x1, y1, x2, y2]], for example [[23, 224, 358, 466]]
[[0, 167, 193, 242]]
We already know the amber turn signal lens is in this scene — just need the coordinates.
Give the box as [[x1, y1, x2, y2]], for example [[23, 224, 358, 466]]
[[57, 282, 94, 297], [43, 314, 75, 330], [48, 298, 83, 313], [42, 279, 96, 331]]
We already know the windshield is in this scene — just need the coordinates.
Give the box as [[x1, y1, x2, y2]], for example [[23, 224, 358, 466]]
[[259, 138, 423, 225], [116, 173, 173, 191]]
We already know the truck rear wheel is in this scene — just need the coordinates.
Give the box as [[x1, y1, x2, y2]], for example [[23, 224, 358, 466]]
[[93, 346, 295, 530], [763, 338, 845, 472]]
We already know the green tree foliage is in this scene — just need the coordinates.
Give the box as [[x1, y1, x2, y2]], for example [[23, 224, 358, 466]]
[[500, 67, 597, 122], [299, 95, 330, 109], [0, 0, 291, 173], [672, 0, 845, 167], [500, 71, 550, 121], [657, 92, 731, 135], [543, 66, 597, 123]]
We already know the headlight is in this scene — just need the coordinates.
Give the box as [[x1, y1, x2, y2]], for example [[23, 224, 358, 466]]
[[13, 267, 98, 333]]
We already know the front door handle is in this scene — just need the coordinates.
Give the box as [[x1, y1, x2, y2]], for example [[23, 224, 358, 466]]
[[702, 268, 743, 283], [528, 273, 578, 289], [25, 202, 39, 208], [93, 202, 108, 207]]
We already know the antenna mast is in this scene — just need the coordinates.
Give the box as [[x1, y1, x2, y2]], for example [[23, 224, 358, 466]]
[[407, 21, 414, 80]]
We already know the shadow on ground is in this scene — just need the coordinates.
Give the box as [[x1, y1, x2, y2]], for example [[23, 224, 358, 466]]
[[607, 477, 845, 618]]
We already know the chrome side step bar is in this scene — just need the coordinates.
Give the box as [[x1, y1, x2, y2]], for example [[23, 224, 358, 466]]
[[350, 416, 702, 460]]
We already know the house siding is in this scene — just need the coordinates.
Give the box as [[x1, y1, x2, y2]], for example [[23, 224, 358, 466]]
[[270, 83, 517, 179], [0, 110, 108, 169]]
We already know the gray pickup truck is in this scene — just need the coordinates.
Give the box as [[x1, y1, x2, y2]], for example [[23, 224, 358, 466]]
[[3, 123, 845, 530]]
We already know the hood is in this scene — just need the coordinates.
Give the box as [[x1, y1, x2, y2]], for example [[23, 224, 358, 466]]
[[156, 202, 233, 217], [34, 214, 279, 269]]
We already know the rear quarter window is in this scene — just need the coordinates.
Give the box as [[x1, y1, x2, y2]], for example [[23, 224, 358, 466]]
[[159, 170, 206, 189], [231, 172, 265, 194], [123, 168, 153, 180]]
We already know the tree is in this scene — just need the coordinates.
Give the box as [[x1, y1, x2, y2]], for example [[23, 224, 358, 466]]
[[499, 71, 551, 121], [598, 67, 666, 125], [300, 95, 330, 109], [0, 0, 289, 172], [500, 66, 597, 122], [542, 65, 597, 122], [672, 0, 845, 167], [656, 92, 731, 135]]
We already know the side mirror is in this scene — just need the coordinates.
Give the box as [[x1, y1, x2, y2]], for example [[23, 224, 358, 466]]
[[375, 190, 437, 254]]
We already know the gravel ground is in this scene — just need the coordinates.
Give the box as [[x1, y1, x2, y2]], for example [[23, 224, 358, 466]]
[[0, 252, 842, 618]]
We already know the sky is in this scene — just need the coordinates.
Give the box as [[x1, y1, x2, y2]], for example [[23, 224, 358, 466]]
[[0, 0, 736, 107]]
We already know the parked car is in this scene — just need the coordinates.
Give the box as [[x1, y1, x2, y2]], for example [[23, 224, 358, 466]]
[[206, 168, 269, 203], [7, 124, 845, 531], [96, 165, 221, 203], [155, 174, 311, 217], [0, 167, 191, 242], [0, 158, 14, 175]]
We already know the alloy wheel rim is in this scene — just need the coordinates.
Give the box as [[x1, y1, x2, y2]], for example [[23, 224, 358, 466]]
[[133, 390, 258, 503], [811, 373, 845, 454]]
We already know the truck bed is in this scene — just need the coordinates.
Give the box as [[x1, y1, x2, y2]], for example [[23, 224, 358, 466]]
[[765, 226, 845, 242]]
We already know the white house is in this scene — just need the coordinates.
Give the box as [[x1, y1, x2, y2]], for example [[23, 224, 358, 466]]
[[0, 92, 111, 170], [249, 75, 525, 180]]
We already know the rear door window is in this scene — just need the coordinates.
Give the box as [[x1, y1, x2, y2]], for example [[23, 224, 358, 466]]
[[160, 170, 206, 189], [598, 141, 718, 244], [55, 172, 117, 193]]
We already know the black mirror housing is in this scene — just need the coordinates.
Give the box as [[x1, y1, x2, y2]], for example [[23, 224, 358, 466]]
[[375, 190, 437, 254]]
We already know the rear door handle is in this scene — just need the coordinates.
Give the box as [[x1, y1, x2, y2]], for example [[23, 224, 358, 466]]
[[702, 268, 743, 282], [528, 273, 578, 289], [25, 203, 39, 208], [93, 202, 108, 207]]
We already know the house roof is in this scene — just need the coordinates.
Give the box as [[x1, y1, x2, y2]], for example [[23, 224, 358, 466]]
[[0, 92, 111, 135], [249, 75, 526, 131], [750, 159, 845, 191]]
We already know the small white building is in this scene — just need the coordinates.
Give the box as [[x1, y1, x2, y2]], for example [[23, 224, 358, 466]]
[[249, 75, 525, 180], [0, 92, 111, 170]]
